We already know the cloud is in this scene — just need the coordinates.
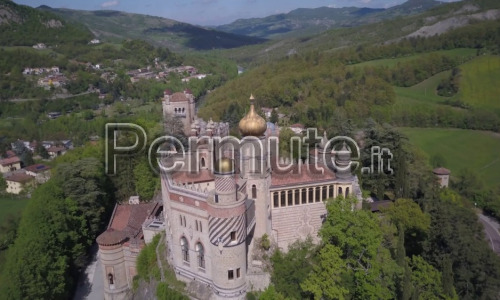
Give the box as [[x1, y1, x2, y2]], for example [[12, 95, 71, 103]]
[[360, 0, 371, 3], [101, 0, 119, 8]]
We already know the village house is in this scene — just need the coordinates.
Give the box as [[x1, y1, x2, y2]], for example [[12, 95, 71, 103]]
[[0, 156, 21, 173], [5, 173, 34, 194], [47, 145, 67, 159], [25, 164, 51, 184]]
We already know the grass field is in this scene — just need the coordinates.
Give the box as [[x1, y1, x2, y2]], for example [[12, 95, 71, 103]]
[[400, 127, 500, 189], [0, 195, 30, 225], [458, 55, 500, 114], [351, 48, 476, 68]]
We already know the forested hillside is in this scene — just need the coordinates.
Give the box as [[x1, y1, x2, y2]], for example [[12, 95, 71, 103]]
[[199, 17, 500, 133], [0, 0, 92, 46]]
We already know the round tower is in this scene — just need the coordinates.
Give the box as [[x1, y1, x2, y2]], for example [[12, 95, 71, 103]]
[[208, 158, 247, 298], [96, 230, 129, 300]]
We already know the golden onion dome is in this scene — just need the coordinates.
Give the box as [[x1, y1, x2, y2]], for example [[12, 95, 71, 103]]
[[239, 94, 267, 137], [214, 158, 234, 174]]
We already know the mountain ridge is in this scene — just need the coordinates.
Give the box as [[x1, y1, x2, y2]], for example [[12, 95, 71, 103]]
[[37, 6, 266, 51], [215, 0, 443, 39]]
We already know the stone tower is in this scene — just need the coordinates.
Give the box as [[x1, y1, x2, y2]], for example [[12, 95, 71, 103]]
[[238, 95, 272, 239], [162, 89, 196, 136], [208, 158, 247, 298]]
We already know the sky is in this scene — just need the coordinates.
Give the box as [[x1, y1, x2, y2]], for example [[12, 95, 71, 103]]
[[13, 0, 460, 26]]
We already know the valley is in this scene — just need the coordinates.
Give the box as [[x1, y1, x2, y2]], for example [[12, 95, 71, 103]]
[[0, 0, 499, 299]]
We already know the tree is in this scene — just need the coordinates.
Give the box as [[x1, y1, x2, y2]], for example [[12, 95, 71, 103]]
[[301, 244, 349, 300], [270, 108, 279, 124], [271, 238, 316, 299], [320, 196, 400, 299], [133, 158, 159, 201], [408, 255, 448, 300], [36, 144, 50, 159]]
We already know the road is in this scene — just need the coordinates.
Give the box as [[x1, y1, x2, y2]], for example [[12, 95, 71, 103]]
[[73, 244, 104, 300], [478, 213, 500, 256]]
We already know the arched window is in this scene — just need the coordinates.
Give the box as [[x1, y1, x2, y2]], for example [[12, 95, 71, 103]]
[[108, 273, 114, 285], [345, 187, 350, 198], [252, 184, 257, 199], [273, 192, 279, 208], [329, 185, 334, 199], [309, 188, 314, 203], [196, 243, 205, 269], [315, 186, 321, 202], [182, 107, 185, 112], [181, 237, 189, 262], [174, 108, 178, 113], [301, 188, 307, 204], [338, 187, 343, 197], [201, 157, 206, 168], [294, 189, 300, 205]]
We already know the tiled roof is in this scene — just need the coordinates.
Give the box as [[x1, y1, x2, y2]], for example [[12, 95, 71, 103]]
[[25, 164, 50, 173], [370, 200, 392, 212], [47, 146, 66, 153], [170, 92, 189, 102], [97, 202, 159, 246], [271, 164, 336, 187], [0, 156, 20, 166], [6, 172, 33, 183], [173, 169, 214, 184], [433, 167, 451, 175]]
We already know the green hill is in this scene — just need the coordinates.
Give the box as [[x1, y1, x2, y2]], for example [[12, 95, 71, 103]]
[[40, 7, 266, 52], [400, 127, 500, 189], [458, 55, 500, 114]]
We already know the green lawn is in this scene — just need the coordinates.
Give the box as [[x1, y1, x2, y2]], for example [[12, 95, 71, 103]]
[[400, 127, 500, 189], [351, 48, 476, 68], [0, 195, 30, 224], [458, 55, 500, 113]]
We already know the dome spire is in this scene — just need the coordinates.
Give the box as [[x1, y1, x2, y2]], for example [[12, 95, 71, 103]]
[[239, 94, 267, 137]]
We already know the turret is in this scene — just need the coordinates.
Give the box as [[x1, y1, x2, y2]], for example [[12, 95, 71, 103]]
[[208, 158, 247, 298]]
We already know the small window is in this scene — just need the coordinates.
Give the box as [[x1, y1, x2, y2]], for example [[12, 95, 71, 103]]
[[288, 190, 293, 206], [236, 268, 241, 278], [183, 216, 186, 227], [252, 184, 257, 198], [280, 192, 286, 207], [199, 221, 203, 232], [195, 220, 198, 231], [230, 231, 236, 242], [273, 192, 279, 208], [108, 273, 114, 285], [228, 270, 234, 280], [179, 215, 183, 226]]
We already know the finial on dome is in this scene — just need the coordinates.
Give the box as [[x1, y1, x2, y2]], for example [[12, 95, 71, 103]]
[[238, 94, 267, 137]]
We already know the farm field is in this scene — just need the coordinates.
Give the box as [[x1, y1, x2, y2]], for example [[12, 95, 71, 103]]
[[400, 127, 500, 189]]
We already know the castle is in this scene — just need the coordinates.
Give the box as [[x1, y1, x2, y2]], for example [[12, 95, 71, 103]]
[[97, 90, 360, 300]]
